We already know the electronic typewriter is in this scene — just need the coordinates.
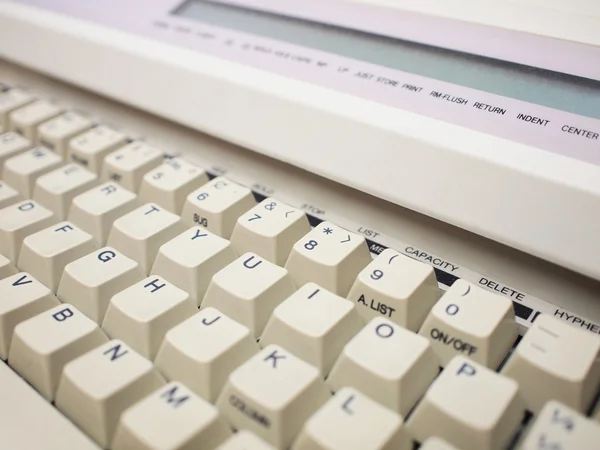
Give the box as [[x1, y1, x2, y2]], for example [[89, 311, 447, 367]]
[[0, 1, 599, 449]]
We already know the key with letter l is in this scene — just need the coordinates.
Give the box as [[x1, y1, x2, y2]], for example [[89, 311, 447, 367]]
[[0, 272, 59, 359], [217, 345, 330, 449], [406, 355, 525, 450], [285, 221, 371, 296], [8, 304, 108, 401], [292, 387, 410, 450], [56, 340, 165, 449], [113, 382, 232, 450]]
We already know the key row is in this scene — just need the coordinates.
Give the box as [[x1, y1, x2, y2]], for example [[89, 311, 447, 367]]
[[4, 297, 599, 450], [2, 261, 599, 422]]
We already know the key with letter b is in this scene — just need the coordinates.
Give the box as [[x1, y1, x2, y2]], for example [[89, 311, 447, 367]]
[[8, 304, 108, 401], [217, 345, 330, 449]]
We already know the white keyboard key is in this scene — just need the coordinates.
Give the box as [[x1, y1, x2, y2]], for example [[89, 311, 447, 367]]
[[9, 304, 108, 400], [327, 317, 438, 415], [420, 437, 460, 450], [0, 200, 55, 263], [419, 279, 518, 369], [0, 361, 100, 450], [9, 100, 62, 142], [139, 157, 209, 214], [261, 283, 363, 376], [217, 345, 330, 449], [3, 146, 63, 198], [501, 314, 600, 413], [69, 182, 137, 245], [0, 89, 34, 132], [292, 387, 410, 450], [68, 125, 127, 173], [108, 203, 184, 274], [0, 253, 17, 280], [103, 276, 196, 359], [102, 141, 163, 192], [285, 221, 371, 296], [0, 131, 31, 167], [348, 248, 440, 331], [519, 400, 600, 450], [18, 221, 96, 292], [202, 253, 295, 338], [0, 272, 59, 359], [216, 431, 276, 450], [113, 381, 232, 450], [56, 340, 165, 448], [0, 180, 22, 210], [406, 356, 525, 450], [231, 198, 311, 265], [33, 163, 98, 220], [181, 176, 256, 238], [155, 307, 260, 403], [37, 112, 93, 157], [152, 226, 236, 307], [58, 247, 144, 324]]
